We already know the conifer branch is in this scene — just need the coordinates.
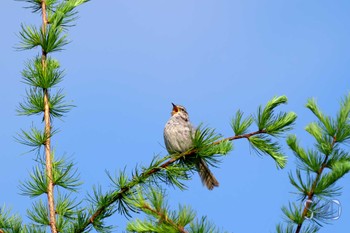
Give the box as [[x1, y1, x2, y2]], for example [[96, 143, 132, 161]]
[[215, 129, 267, 143], [294, 137, 336, 233], [77, 128, 282, 232], [40, 0, 57, 232], [14, 0, 88, 232], [278, 94, 350, 233], [78, 97, 295, 231], [125, 187, 219, 233], [138, 203, 188, 233]]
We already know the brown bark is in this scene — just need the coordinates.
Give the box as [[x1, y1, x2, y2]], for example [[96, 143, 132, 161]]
[[41, 1, 57, 232]]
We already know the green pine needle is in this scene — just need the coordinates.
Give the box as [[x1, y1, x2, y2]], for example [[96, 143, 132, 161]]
[[326, 150, 350, 169], [126, 187, 225, 233], [17, 24, 41, 50], [55, 192, 81, 220], [249, 135, 287, 168], [255, 95, 297, 135], [257, 95, 289, 130], [231, 110, 253, 136], [314, 160, 350, 197], [265, 112, 297, 136], [20, 165, 48, 197], [189, 216, 226, 233], [50, 0, 90, 28], [287, 135, 323, 172], [305, 122, 324, 143], [335, 93, 350, 143], [52, 157, 82, 191], [49, 89, 75, 118], [193, 125, 233, 161], [17, 88, 74, 119], [281, 202, 303, 225], [17, 88, 45, 116], [27, 199, 50, 226], [0, 205, 23, 232], [16, 126, 49, 150], [22, 57, 64, 89], [306, 98, 335, 137], [16, 0, 58, 13]]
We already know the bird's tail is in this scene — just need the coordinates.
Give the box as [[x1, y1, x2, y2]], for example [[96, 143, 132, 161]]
[[197, 159, 219, 190]]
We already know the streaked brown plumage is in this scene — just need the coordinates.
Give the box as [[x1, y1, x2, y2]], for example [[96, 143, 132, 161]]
[[163, 103, 219, 190]]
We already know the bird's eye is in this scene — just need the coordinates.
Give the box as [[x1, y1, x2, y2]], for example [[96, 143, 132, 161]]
[[180, 107, 186, 113]]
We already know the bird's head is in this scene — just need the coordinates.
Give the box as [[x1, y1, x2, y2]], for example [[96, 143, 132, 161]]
[[171, 103, 188, 116]]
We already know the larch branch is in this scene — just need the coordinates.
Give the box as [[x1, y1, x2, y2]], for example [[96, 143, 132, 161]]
[[41, 1, 57, 232], [294, 137, 336, 233], [141, 203, 188, 233], [78, 129, 265, 232]]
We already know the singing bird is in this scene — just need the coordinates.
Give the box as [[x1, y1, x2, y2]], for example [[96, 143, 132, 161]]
[[163, 103, 219, 190]]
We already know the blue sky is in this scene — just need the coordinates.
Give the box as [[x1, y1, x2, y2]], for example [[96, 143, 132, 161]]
[[1, 0, 350, 232]]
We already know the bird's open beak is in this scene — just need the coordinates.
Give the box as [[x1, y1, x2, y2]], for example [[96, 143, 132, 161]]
[[171, 103, 178, 115]]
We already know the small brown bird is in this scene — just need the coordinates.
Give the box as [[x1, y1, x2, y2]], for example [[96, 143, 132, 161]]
[[163, 103, 219, 190]]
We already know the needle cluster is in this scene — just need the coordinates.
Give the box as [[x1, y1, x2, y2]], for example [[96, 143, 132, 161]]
[[3, 1, 89, 233], [277, 94, 350, 233]]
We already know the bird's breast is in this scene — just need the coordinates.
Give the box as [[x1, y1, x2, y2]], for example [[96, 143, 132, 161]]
[[164, 118, 194, 153]]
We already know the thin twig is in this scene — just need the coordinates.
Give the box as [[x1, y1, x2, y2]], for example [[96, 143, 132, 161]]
[[141, 203, 188, 233], [41, 1, 57, 232], [214, 129, 266, 144]]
